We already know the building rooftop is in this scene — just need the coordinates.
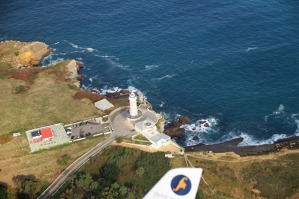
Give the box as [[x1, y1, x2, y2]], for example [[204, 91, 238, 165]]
[[150, 133, 170, 143], [94, 98, 114, 111], [31, 130, 41, 138], [40, 128, 53, 139]]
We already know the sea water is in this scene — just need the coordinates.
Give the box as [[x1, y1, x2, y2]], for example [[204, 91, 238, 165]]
[[1, 0, 298, 146]]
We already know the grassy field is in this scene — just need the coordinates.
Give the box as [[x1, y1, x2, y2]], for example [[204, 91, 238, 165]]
[[0, 134, 109, 189], [0, 63, 104, 136], [185, 150, 299, 199]]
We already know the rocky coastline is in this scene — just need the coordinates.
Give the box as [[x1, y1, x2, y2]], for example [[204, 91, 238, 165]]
[[185, 136, 299, 156], [164, 115, 299, 156], [2, 40, 298, 157]]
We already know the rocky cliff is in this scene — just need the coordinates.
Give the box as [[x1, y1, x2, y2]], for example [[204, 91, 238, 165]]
[[64, 59, 83, 87], [0, 40, 51, 68]]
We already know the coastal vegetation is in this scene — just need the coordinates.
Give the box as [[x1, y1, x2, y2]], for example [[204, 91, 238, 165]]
[[0, 41, 107, 136], [187, 150, 299, 199], [54, 146, 171, 198]]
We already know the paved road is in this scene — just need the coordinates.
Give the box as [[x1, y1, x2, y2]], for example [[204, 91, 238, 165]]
[[38, 135, 115, 199], [38, 107, 137, 199], [109, 106, 138, 137]]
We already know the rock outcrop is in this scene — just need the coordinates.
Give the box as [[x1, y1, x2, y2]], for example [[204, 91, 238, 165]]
[[65, 60, 83, 87], [18, 42, 51, 67], [164, 115, 191, 138], [0, 40, 51, 68]]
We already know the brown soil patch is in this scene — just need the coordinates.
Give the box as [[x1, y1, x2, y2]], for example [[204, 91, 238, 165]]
[[73, 91, 106, 102], [9, 68, 41, 82], [0, 135, 13, 144]]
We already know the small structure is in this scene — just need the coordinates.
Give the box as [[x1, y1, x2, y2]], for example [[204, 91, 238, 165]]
[[126, 93, 171, 149], [31, 130, 42, 140], [129, 92, 138, 117], [94, 98, 114, 111], [40, 128, 53, 141], [26, 123, 70, 152], [13, 132, 21, 137]]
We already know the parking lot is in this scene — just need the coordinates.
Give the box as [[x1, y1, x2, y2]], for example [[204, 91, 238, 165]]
[[66, 120, 111, 141]]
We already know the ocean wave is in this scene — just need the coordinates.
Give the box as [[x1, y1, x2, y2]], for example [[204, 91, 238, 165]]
[[159, 101, 165, 107], [87, 85, 139, 95], [56, 40, 128, 70], [264, 104, 285, 122], [246, 47, 258, 52], [106, 58, 130, 70], [95, 55, 118, 59], [145, 64, 160, 70], [41, 53, 64, 65], [181, 117, 218, 134], [229, 132, 293, 146], [63, 40, 98, 53], [153, 74, 176, 81]]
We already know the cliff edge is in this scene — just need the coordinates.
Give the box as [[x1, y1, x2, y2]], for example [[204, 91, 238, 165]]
[[0, 40, 51, 68]]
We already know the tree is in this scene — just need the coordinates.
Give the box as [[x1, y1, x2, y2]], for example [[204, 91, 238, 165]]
[[136, 167, 145, 177], [100, 163, 119, 181], [0, 184, 7, 199]]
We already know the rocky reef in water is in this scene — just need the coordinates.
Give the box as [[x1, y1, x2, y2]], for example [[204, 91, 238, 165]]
[[164, 115, 191, 138]]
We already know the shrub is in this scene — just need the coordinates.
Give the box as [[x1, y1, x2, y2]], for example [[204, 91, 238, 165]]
[[15, 85, 26, 94], [116, 137, 123, 143]]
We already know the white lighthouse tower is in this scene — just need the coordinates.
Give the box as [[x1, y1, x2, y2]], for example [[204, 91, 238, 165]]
[[129, 92, 138, 117]]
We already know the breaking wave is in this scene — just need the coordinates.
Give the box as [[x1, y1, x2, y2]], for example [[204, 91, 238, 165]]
[[153, 74, 176, 81], [181, 117, 218, 134], [63, 40, 98, 53], [145, 64, 160, 70], [246, 47, 258, 52], [224, 132, 295, 146]]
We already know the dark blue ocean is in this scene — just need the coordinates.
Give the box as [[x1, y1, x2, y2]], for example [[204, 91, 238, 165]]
[[1, 0, 298, 146]]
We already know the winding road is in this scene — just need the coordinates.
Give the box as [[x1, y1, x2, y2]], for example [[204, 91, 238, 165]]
[[38, 107, 136, 199]]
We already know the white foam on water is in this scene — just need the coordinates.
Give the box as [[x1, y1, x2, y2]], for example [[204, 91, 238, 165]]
[[145, 64, 160, 70], [96, 85, 138, 95], [223, 131, 296, 146], [180, 117, 218, 134], [86, 47, 95, 52], [292, 114, 299, 134], [159, 101, 165, 107], [64, 40, 98, 53], [105, 57, 129, 70], [153, 74, 176, 81], [264, 104, 286, 122], [53, 41, 60, 45], [275, 104, 285, 114], [95, 55, 117, 59], [246, 47, 258, 52]]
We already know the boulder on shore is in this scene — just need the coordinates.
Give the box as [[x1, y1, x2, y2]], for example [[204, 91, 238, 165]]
[[164, 115, 191, 138]]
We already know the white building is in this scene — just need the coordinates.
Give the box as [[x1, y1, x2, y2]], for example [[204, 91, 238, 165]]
[[127, 94, 171, 149], [129, 92, 138, 117]]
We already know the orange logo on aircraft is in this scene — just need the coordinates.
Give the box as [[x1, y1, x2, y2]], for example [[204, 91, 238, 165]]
[[172, 177, 188, 192], [171, 175, 192, 195]]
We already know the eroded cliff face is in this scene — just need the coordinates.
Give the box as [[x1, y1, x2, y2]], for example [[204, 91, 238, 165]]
[[0, 40, 51, 68], [65, 59, 83, 87]]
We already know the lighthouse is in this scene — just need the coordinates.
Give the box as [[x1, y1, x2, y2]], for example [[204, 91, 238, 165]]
[[129, 92, 138, 117]]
